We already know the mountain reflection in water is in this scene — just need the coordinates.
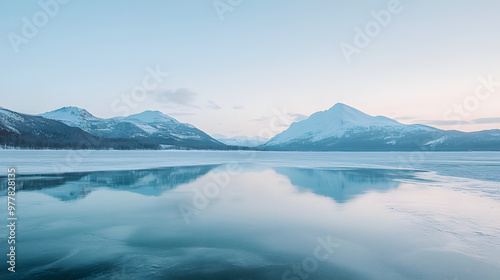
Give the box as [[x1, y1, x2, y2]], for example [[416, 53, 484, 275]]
[[1, 164, 498, 280]]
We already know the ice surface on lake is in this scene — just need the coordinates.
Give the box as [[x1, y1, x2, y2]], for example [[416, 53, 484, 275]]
[[1, 150, 499, 182], [0, 151, 499, 279]]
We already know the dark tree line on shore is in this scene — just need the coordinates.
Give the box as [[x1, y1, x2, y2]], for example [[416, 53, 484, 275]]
[[0, 129, 255, 150]]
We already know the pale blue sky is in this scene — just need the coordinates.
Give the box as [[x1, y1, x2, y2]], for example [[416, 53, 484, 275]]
[[1, 0, 500, 136]]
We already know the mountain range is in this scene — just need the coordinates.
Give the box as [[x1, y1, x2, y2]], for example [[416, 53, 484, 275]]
[[263, 103, 500, 151], [212, 134, 268, 147], [0, 106, 228, 150], [40, 107, 226, 149], [1, 104, 499, 150]]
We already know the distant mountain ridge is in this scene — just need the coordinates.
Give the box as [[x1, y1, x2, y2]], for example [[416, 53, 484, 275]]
[[0, 106, 228, 150], [40, 107, 228, 149], [40, 106, 225, 149], [0, 107, 112, 149], [263, 103, 500, 151], [1, 104, 499, 150], [212, 134, 268, 147]]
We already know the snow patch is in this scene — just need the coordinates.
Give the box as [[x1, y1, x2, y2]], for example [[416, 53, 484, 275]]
[[131, 122, 159, 134], [425, 137, 447, 146]]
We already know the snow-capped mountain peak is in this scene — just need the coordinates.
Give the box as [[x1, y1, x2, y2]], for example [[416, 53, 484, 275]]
[[123, 110, 178, 123], [311, 103, 401, 127], [40, 106, 100, 127], [265, 103, 406, 146], [45, 106, 96, 117], [36, 107, 224, 148]]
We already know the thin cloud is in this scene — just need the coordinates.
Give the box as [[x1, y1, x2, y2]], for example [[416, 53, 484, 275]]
[[413, 120, 472, 126], [394, 116, 417, 121], [153, 88, 200, 108], [233, 106, 244, 110], [472, 117, 500, 124], [412, 118, 500, 126], [206, 100, 221, 110]]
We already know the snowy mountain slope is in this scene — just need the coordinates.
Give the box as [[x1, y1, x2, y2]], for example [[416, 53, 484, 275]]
[[265, 103, 430, 145], [40, 107, 226, 149], [3, 104, 499, 151], [40, 107, 99, 129], [0, 107, 100, 149], [212, 134, 268, 147], [263, 103, 500, 151]]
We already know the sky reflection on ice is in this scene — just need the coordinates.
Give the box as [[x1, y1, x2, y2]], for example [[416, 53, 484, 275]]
[[0, 164, 499, 280]]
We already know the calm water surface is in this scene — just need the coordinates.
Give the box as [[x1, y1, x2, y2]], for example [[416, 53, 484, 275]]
[[0, 152, 499, 280]]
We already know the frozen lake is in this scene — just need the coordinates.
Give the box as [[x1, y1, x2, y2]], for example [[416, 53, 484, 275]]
[[1, 150, 500, 182], [0, 151, 499, 279]]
